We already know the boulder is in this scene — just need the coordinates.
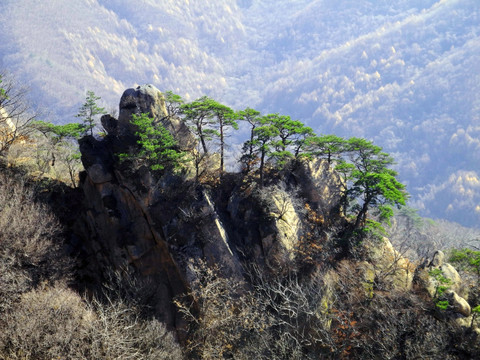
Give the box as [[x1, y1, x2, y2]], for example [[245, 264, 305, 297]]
[[441, 263, 466, 297], [117, 84, 196, 151], [418, 250, 469, 299], [368, 237, 415, 290], [446, 290, 471, 317], [100, 114, 117, 135], [118, 84, 168, 129], [429, 250, 445, 267]]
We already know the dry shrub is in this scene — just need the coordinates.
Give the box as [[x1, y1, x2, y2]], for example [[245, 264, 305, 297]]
[[87, 296, 183, 360], [0, 173, 61, 264], [175, 261, 267, 359], [176, 261, 336, 359], [0, 171, 70, 313], [0, 259, 30, 314], [0, 170, 183, 359], [0, 285, 183, 360], [0, 285, 92, 359]]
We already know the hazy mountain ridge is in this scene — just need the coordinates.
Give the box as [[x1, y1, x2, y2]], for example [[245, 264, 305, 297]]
[[0, 0, 479, 226], [255, 0, 480, 224]]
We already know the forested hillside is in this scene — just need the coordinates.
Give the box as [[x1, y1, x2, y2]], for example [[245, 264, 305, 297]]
[[0, 0, 479, 226], [2, 82, 480, 359]]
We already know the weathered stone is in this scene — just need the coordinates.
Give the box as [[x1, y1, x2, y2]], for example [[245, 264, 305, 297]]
[[416, 250, 470, 308], [199, 192, 244, 280], [446, 290, 471, 317], [87, 163, 113, 184], [293, 158, 343, 219], [420, 250, 468, 299], [100, 114, 118, 135], [117, 84, 196, 151], [269, 187, 301, 256], [368, 237, 415, 290], [429, 250, 445, 267], [441, 263, 466, 297], [118, 84, 168, 129]]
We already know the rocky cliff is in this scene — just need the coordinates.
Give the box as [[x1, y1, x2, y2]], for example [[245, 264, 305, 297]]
[[75, 85, 346, 328], [75, 85, 478, 343]]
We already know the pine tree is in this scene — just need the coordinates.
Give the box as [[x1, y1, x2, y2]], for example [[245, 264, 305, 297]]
[[75, 90, 106, 136], [118, 113, 186, 173], [338, 137, 407, 230]]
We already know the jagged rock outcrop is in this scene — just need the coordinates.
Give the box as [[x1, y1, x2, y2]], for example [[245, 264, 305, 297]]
[[366, 237, 415, 290], [76, 85, 346, 329], [292, 158, 343, 221], [76, 85, 476, 338], [116, 84, 196, 151], [415, 250, 471, 317]]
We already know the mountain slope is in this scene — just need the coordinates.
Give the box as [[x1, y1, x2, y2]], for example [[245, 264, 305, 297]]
[[0, 0, 479, 226]]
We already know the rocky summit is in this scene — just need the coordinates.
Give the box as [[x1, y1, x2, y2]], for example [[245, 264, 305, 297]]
[[76, 84, 346, 328], [74, 86, 479, 349]]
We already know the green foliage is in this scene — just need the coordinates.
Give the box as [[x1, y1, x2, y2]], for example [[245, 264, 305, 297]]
[[180, 95, 238, 172], [32, 120, 83, 186], [435, 300, 450, 311], [238, 107, 262, 172], [429, 268, 452, 310], [119, 113, 186, 173], [33, 120, 83, 142], [291, 124, 315, 159], [208, 99, 238, 172], [164, 91, 184, 117], [397, 206, 424, 228], [261, 113, 314, 164], [251, 123, 280, 186], [127, 90, 408, 231], [75, 90, 106, 136], [180, 96, 219, 154], [0, 76, 7, 100], [306, 134, 345, 165], [377, 205, 394, 225], [239, 112, 314, 176], [449, 248, 480, 282], [363, 219, 388, 239], [237, 108, 261, 130], [337, 137, 407, 230]]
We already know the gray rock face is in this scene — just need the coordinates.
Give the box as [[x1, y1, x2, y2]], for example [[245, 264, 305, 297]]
[[76, 86, 347, 332], [118, 84, 168, 130], [292, 159, 343, 220], [116, 84, 196, 151], [429, 250, 445, 267]]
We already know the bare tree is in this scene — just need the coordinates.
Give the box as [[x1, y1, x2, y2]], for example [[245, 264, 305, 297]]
[[0, 171, 69, 314], [175, 260, 338, 359], [0, 72, 37, 157], [174, 260, 268, 359]]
